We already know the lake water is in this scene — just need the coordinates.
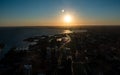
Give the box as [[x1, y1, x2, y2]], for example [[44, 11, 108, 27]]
[[1, 26, 119, 59], [0, 27, 83, 59]]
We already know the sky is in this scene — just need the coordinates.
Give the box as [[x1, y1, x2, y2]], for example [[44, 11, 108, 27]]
[[0, 0, 120, 26]]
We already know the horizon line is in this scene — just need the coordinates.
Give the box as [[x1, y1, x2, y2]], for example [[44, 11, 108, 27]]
[[0, 25, 120, 28]]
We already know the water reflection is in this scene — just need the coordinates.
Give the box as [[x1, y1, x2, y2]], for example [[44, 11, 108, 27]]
[[63, 30, 73, 34], [62, 29, 87, 34]]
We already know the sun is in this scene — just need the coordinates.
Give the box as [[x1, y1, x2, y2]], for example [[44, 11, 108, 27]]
[[64, 15, 72, 23]]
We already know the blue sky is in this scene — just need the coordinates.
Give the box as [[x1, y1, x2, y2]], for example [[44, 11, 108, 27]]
[[0, 0, 120, 26]]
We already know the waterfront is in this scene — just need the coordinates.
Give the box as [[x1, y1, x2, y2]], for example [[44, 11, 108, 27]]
[[0, 26, 120, 75]]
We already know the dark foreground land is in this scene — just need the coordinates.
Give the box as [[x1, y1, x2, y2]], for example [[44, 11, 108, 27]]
[[0, 26, 120, 75]]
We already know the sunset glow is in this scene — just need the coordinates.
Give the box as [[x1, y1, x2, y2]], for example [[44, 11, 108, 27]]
[[64, 15, 72, 23], [0, 0, 120, 26]]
